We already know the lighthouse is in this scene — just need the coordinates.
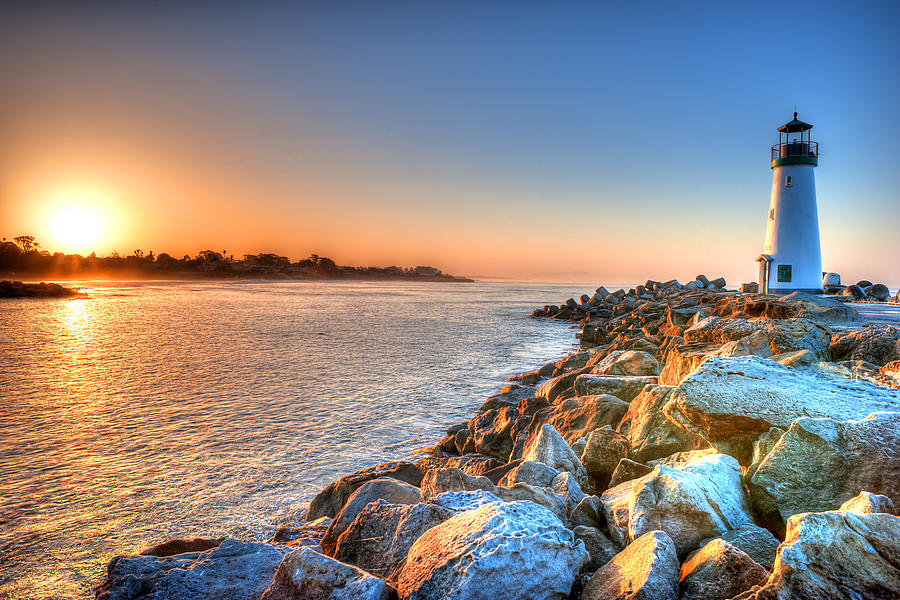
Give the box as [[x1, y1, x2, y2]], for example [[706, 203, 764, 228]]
[[757, 112, 822, 294]]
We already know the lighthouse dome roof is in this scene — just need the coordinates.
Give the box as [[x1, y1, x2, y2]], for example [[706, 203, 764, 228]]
[[778, 112, 813, 133]]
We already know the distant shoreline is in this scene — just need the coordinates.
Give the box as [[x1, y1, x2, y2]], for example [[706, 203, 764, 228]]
[[1, 271, 475, 284]]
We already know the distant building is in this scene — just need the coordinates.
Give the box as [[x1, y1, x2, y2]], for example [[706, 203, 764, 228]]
[[757, 112, 823, 294]]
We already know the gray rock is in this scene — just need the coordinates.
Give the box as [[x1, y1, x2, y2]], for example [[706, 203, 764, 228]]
[[601, 453, 751, 557], [698, 521, 781, 569], [321, 478, 421, 555], [550, 471, 587, 517], [331, 500, 453, 579], [573, 526, 618, 572], [747, 412, 900, 534], [394, 501, 588, 600], [307, 462, 423, 520], [261, 546, 396, 600], [615, 385, 708, 463], [574, 375, 658, 402], [588, 350, 661, 376], [582, 530, 679, 600], [429, 490, 502, 513], [580, 428, 630, 487], [522, 424, 587, 486], [494, 482, 569, 523], [419, 468, 496, 503], [842, 284, 868, 299], [732, 511, 900, 600], [497, 460, 559, 488], [569, 494, 604, 529], [664, 355, 900, 464], [678, 539, 769, 600], [97, 539, 290, 600], [607, 458, 653, 488]]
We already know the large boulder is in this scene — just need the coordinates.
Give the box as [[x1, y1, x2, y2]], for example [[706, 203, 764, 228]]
[[615, 385, 708, 463], [468, 406, 521, 460], [331, 500, 453, 579], [747, 412, 900, 534], [658, 341, 719, 386], [574, 375, 658, 402], [522, 424, 587, 485], [664, 356, 900, 464], [261, 546, 396, 600], [321, 478, 422, 554], [580, 428, 630, 488], [588, 350, 661, 376], [678, 539, 769, 600], [697, 522, 780, 569], [684, 316, 832, 360], [494, 482, 569, 523], [307, 462, 424, 520], [498, 460, 559, 488], [581, 530, 679, 600], [600, 453, 751, 557], [536, 367, 592, 403], [526, 394, 629, 445], [732, 511, 900, 600], [394, 501, 587, 600], [97, 539, 290, 600], [830, 324, 900, 366], [572, 525, 619, 573], [419, 468, 496, 502]]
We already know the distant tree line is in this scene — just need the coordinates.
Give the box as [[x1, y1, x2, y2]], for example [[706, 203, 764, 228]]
[[0, 236, 471, 281]]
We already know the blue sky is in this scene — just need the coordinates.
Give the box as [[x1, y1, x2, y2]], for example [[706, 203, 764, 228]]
[[2, 1, 898, 284]]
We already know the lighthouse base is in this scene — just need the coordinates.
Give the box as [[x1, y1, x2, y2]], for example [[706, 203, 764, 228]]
[[764, 286, 823, 295]]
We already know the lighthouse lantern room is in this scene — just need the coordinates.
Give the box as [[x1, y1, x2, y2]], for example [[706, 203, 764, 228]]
[[757, 112, 822, 294]]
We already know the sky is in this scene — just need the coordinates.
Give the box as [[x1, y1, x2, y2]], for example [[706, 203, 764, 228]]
[[1, 1, 899, 284]]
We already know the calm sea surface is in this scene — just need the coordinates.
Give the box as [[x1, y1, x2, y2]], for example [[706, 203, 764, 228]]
[[0, 280, 601, 599]]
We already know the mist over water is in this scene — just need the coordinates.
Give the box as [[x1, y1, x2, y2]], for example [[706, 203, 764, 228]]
[[0, 280, 595, 599]]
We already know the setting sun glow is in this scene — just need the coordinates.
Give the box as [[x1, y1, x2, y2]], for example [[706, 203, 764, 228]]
[[50, 207, 103, 253]]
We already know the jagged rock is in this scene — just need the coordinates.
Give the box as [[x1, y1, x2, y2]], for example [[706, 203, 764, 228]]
[[574, 375, 658, 402], [615, 385, 708, 463], [435, 454, 504, 478], [573, 526, 619, 572], [678, 539, 769, 600], [394, 501, 587, 600], [522, 424, 587, 485], [261, 547, 396, 600], [494, 482, 568, 523], [429, 490, 502, 513], [580, 428, 630, 488], [732, 511, 900, 600], [321, 478, 422, 554], [536, 367, 592, 403], [658, 341, 719, 386], [525, 394, 629, 445], [608, 458, 653, 488], [477, 384, 536, 412], [747, 412, 900, 534], [714, 331, 772, 359], [831, 324, 900, 366], [331, 500, 453, 579], [97, 539, 290, 600], [588, 350, 661, 376], [684, 316, 831, 360], [307, 462, 424, 520], [582, 530, 679, 600], [698, 522, 781, 569], [569, 495, 604, 529], [551, 471, 587, 516], [498, 460, 559, 487], [601, 453, 751, 557], [729, 291, 859, 323], [839, 491, 896, 514], [419, 468, 495, 503], [667, 305, 709, 327], [664, 356, 900, 464], [468, 406, 520, 459]]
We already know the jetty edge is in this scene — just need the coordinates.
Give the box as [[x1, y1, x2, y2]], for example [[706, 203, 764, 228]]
[[96, 276, 900, 600], [0, 280, 86, 298]]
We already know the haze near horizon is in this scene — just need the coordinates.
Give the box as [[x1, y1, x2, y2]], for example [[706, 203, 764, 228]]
[[2, 2, 899, 285]]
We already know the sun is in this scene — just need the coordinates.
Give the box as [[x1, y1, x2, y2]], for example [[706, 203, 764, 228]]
[[50, 206, 104, 253]]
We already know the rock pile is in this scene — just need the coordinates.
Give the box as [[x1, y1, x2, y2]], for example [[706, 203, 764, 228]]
[[95, 281, 900, 600]]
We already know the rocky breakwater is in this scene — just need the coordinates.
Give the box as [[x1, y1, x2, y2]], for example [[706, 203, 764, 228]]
[[0, 280, 86, 298], [96, 280, 900, 599]]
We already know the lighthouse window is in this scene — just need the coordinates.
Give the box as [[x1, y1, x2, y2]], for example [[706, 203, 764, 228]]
[[777, 264, 792, 282], [785, 176, 792, 188]]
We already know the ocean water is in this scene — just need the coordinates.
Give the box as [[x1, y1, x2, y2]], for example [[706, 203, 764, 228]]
[[0, 280, 598, 599]]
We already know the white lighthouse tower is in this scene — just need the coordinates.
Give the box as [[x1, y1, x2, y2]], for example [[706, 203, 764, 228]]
[[757, 112, 822, 294]]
